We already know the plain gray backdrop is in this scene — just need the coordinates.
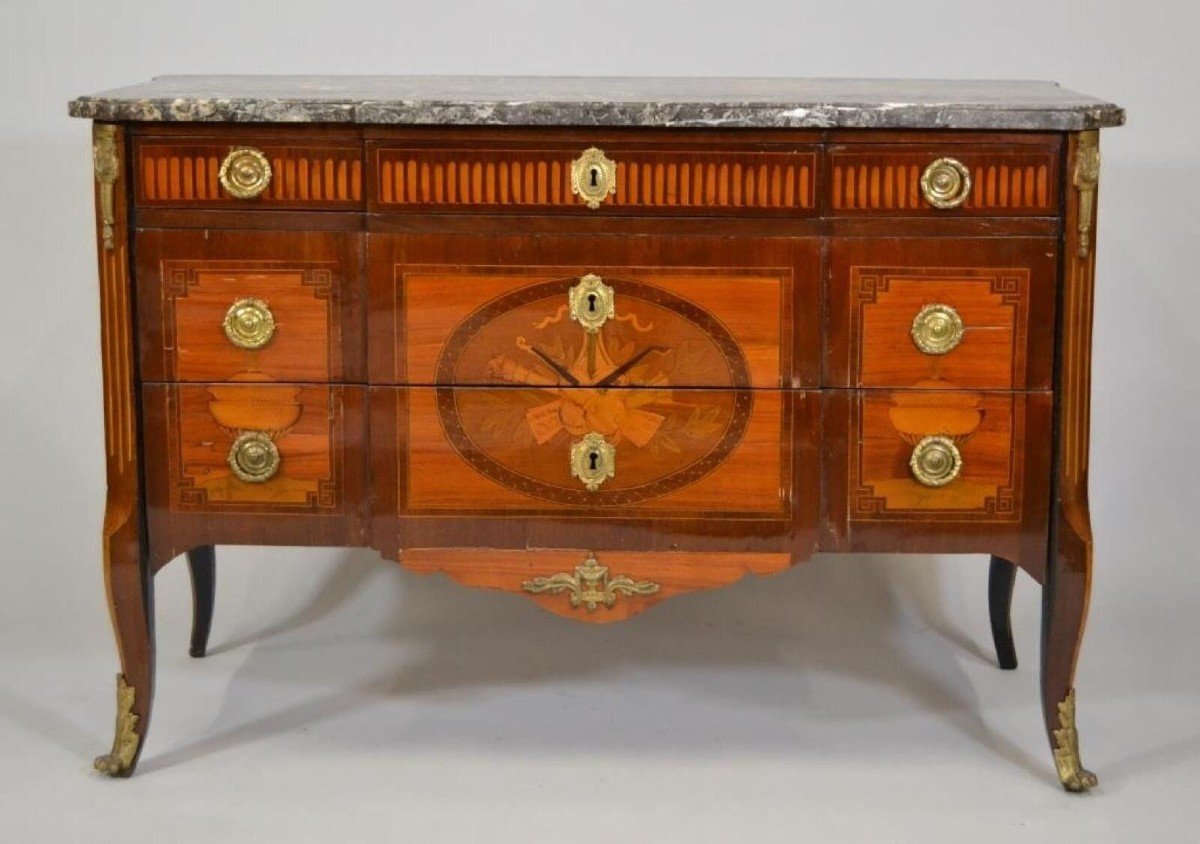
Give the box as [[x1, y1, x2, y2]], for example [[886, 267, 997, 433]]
[[1, 1, 1196, 840]]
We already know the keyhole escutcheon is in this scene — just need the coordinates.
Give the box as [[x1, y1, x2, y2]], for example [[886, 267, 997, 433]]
[[568, 274, 614, 334]]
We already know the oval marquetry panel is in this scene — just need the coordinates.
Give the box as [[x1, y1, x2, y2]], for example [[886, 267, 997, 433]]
[[828, 145, 1059, 214], [372, 144, 817, 214], [135, 141, 363, 207]]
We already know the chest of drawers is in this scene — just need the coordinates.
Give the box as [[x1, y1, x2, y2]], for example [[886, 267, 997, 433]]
[[69, 76, 1123, 790]]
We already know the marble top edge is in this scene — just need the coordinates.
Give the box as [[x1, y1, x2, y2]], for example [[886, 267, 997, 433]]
[[67, 75, 1126, 130]]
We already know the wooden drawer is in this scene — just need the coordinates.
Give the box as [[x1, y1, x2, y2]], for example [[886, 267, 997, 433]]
[[822, 389, 1052, 567], [402, 549, 794, 623], [137, 230, 365, 383], [134, 132, 363, 209], [383, 385, 793, 512], [368, 131, 819, 215], [369, 233, 820, 388], [143, 382, 365, 516], [827, 238, 1056, 390], [827, 139, 1060, 215]]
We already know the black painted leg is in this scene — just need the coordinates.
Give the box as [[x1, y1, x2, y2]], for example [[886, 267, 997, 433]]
[[988, 555, 1019, 670], [186, 546, 216, 658]]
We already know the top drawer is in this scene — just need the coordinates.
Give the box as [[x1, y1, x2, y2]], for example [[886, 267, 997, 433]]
[[134, 133, 364, 209], [827, 140, 1061, 216], [368, 133, 819, 216]]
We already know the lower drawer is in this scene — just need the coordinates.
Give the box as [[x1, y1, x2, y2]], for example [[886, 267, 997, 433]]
[[142, 383, 368, 561], [370, 386, 818, 554], [822, 389, 1052, 570]]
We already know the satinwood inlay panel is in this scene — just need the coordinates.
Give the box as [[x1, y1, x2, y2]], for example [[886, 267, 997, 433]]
[[137, 230, 365, 383], [828, 238, 1056, 390]]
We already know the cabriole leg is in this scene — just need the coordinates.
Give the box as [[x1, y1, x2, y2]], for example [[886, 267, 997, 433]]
[[1040, 504, 1097, 792], [94, 514, 155, 777]]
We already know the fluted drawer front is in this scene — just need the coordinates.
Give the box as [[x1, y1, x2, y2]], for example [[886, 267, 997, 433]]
[[134, 135, 364, 208], [369, 137, 819, 215], [827, 142, 1061, 215]]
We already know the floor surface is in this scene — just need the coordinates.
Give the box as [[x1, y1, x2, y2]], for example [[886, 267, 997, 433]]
[[1, 549, 1195, 842]]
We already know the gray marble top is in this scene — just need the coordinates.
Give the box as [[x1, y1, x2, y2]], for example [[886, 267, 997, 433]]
[[68, 76, 1124, 130]]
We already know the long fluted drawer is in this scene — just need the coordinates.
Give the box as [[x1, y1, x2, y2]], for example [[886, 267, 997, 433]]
[[368, 131, 820, 215]]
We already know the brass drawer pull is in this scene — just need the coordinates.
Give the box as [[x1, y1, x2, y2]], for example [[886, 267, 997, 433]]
[[910, 435, 962, 487], [522, 552, 660, 612], [222, 297, 276, 350], [570, 432, 615, 491], [571, 147, 616, 209], [568, 274, 615, 333], [228, 431, 280, 483], [218, 147, 273, 199], [910, 303, 964, 355], [920, 157, 972, 208]]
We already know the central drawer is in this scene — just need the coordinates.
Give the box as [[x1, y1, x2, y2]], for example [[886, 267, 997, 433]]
[[368, 233, 821, 388]]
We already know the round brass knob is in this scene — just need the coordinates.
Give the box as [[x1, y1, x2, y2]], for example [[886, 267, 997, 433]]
[[218, 147, 272, 199], [228, 431, 280, 483], [910, 435, 962, 487], [920, 157, 972, 209], [568, 274, 615, 334], [910, 303, 964, 355], [570, 431, 616, 492], [570, 147, 617, 209], [222, 297, 276, 350]]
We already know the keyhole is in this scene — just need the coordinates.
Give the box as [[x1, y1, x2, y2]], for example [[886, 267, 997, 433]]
[[589, 451, 600, 472], [587, 292, 598, 313], [589, 165, 601, 188]]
